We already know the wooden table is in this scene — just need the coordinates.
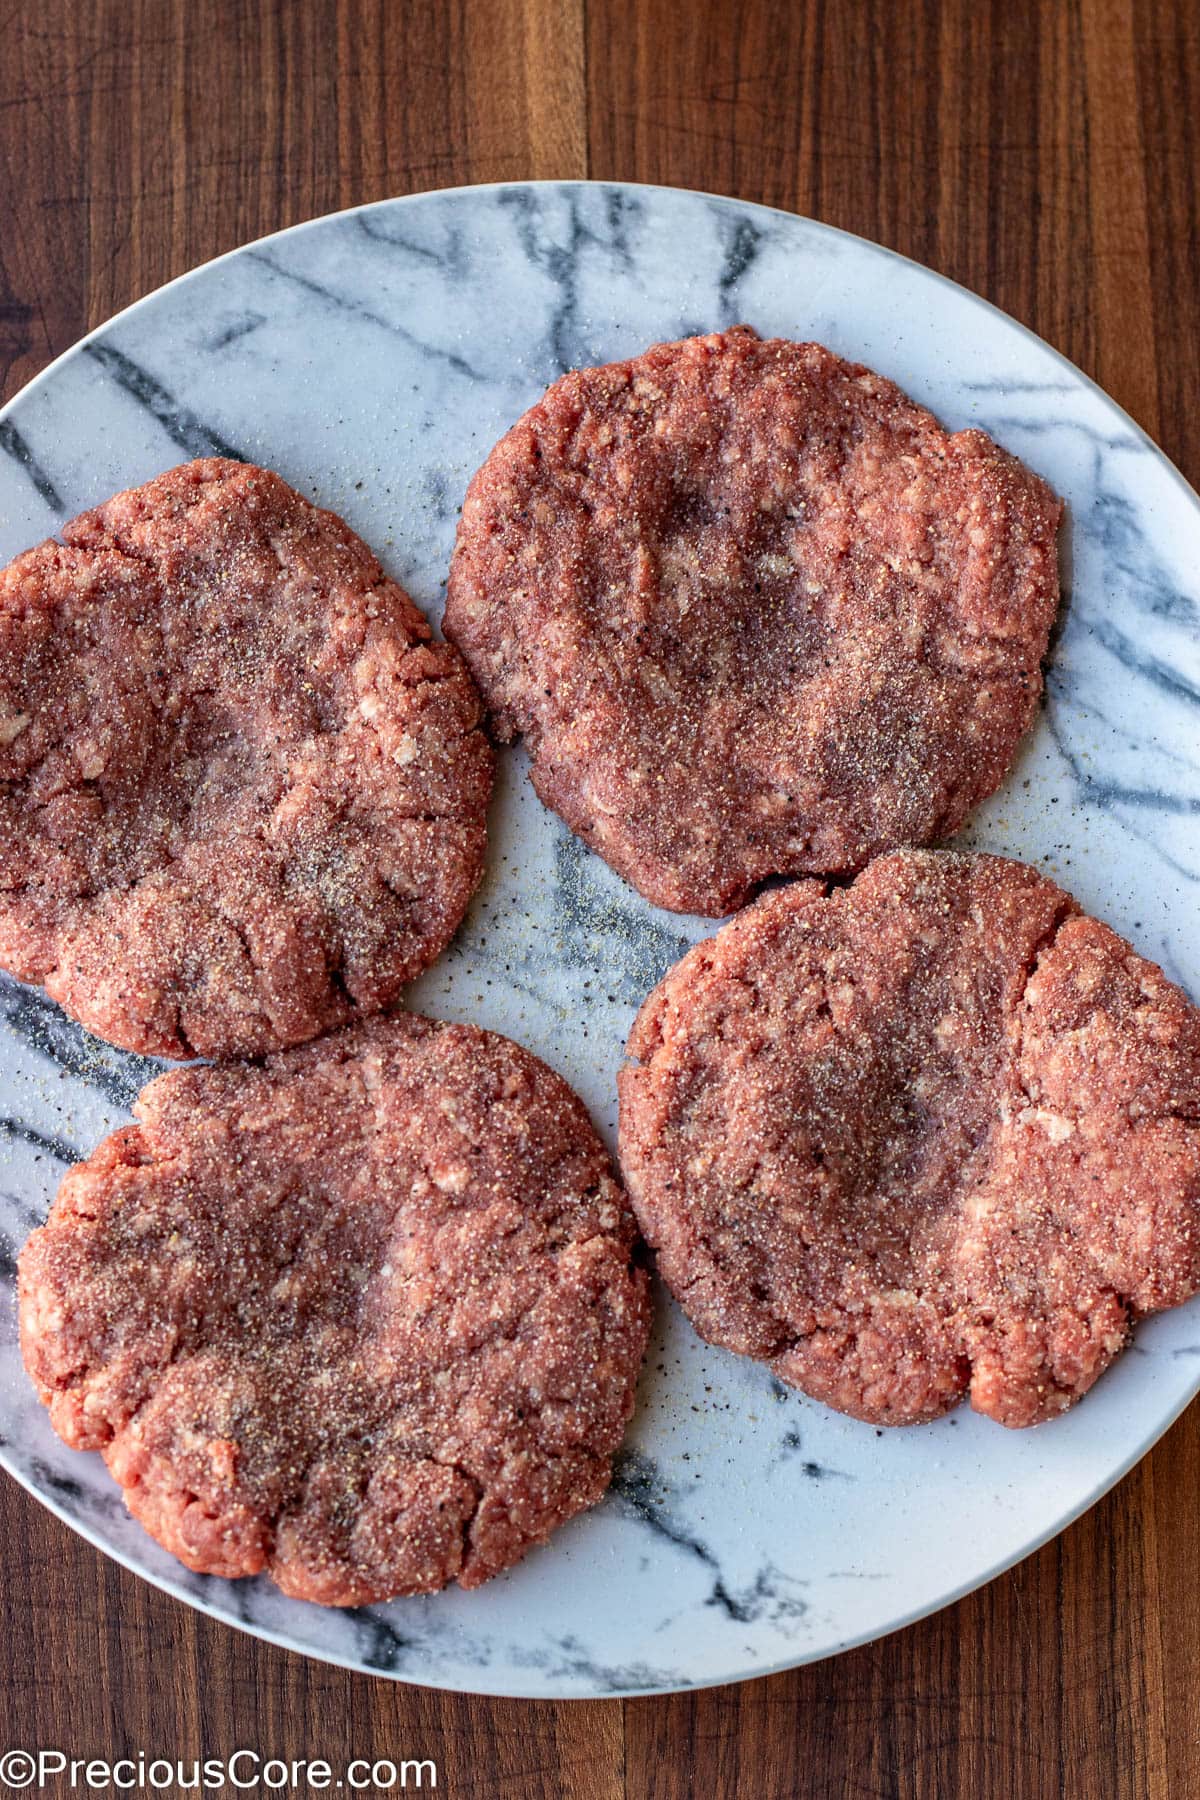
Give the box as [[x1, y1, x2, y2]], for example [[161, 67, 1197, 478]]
[[2, 3, 1198, 1794]]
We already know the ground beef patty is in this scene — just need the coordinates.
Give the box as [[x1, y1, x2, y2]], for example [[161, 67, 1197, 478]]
[[19, 1014, 650, 1602], [445, 328, 1061, 916], [618, 851, 1200, 1427], [0, 459, 492, 1059]]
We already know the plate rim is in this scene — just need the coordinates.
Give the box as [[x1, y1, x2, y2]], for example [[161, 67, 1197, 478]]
[[2, 176, 1199, 1699]]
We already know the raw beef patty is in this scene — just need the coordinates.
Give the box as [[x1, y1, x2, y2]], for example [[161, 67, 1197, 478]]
[[618, 850, 1200, 1426], [19, 1014, 650, 1603], [0, 459, 492, 1058], [446, 329, 1061, 915]]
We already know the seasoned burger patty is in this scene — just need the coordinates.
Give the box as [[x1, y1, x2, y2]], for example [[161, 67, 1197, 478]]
[[618, 851, 1200, 1427], [0, 459, 492, 1058], [445, 328, 1061, 915], [19, 1015, 650, 1603]]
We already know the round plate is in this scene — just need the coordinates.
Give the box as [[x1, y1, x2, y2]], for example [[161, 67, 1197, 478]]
[[2, 182, 1199, 1699]]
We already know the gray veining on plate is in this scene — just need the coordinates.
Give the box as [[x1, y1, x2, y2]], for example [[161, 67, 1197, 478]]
[[2, 182, 1200, 1698]]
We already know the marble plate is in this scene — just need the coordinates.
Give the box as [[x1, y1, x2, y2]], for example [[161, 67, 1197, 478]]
[[2, 182, 1199, 1700]]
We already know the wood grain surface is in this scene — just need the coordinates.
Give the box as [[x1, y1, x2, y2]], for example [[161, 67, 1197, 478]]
[[2, 2, 1198, 1795]]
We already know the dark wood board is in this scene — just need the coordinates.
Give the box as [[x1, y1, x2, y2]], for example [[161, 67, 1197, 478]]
[[2, 3, 1198, 1794]]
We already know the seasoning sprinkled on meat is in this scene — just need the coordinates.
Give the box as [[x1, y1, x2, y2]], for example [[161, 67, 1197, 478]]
[[19, 1014, 650, 1602], [445, 329, 1061, 915], [619, 851, 1200, 1427], [0, 459, 493, 1058]]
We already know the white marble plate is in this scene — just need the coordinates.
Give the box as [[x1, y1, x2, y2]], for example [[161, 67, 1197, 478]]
[[2, 182, 1199, 1699]]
